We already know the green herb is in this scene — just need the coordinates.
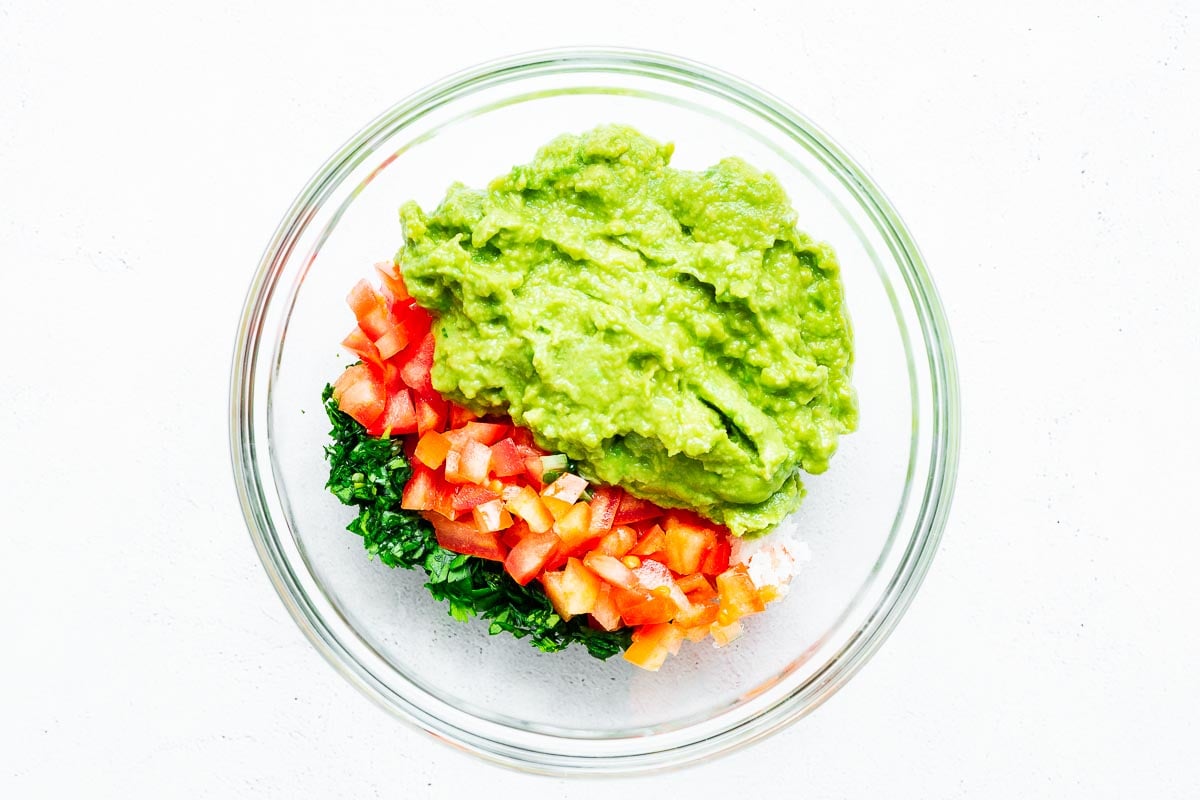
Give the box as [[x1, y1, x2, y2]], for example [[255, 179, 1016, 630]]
[[322, 385, 631, 659]]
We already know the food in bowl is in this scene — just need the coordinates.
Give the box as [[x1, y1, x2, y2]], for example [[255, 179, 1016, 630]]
[[323, 125, 857, 670]]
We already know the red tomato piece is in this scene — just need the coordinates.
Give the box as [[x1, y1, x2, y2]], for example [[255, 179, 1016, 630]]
[[471, 499, 513, 532], [590, 583, 623, 631], [400, 332, 436, 396], [503, 529, 560, 586], [542, 473, 589, 505], [372, 326, 409, 360], [613, 494, 666, 525], [552, 502, 593, 549], [716, 565, 766, 621], [414, 392, 447, 436], [332, 364, 386, 429], [341, 326, 384, 371], [662, 510, 717, 575], [371, 388, 416, 436], [581, 552, 639, 591], [394, 299, 432, 347], [449, 404, 479, 428], [458, 421, 508, 445], [451, 484, 501, 512], [629, 524, 666, 558], [488, 438, 525, 478], [400, 463, 439, 511], [374, 261, 410, 303], [612, 587, 677, 626], [595, 525, 637, 558], [555, 557, 601, 616], [587, 486, 622, 536], [424, 513, 507, 562], [504, 486, 555, 533], [699, 538, 731, 576]]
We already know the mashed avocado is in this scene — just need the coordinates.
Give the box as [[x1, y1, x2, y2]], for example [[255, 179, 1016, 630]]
[[399, 125, 857, 536]]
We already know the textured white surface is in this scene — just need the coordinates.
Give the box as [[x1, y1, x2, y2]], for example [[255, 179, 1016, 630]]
[[1, 1, 1197, 797]]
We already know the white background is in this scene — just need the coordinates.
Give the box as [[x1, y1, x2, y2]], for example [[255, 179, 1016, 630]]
[[2, 1, 1197, 797]]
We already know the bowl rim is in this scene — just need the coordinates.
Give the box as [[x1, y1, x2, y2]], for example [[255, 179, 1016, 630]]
[[229, 45, 960, 776]]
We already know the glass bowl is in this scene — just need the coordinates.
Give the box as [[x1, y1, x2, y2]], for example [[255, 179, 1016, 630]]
[[230, 48, 959, 775]]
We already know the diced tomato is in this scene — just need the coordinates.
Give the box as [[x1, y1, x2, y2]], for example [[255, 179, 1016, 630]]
[[674, 597, 720, 629], [613, 494, 665, 525], [399, 332, 436, 396], [523, 456, 547, 487], [424, 513, 506, 562], [582, 552, 639, 591], [699, 538, 731, 576], [414, 392, 447, 436], [394, 299, 432, 347], [487, 438, 525, 478], [432, 478, 458, 520], [504, 529, 560, 586], [373, 326, 409, 360], [346, 279, 382, 321], [629, 524, 666, 557], [346, 279, 396, 341], [716, 565, 765, 621], [662, 510, 717, 575], [675, 573, 715, 598], [374, 261, 410, 303], [341, 326, 384, 371], [542, 473, 589, 505], [709, 618, 744, 647], [541, 495, 572, 521], [682, 624, 713, 643], [623, 622, 683, 671], [332, 363, 386, 429], [509, 426, 543, 454], [450, 484, 501, 512], [553, 502, 592, 549], [472, 499, 513, 532], [587, 486, 622, 536], [595, 525, 637, 557], [633, 559, 690, 611], [460, 439, 492, 483], [590, 583, 623, 631], [372, 388, 416, 436], [459, 422, 510, 446], [413, 430, 452, 469], [500, 521, 528, 549], [540, 570, 573, 620], [400, 463, 439, 511], [612, 587, 676, 626], [449, 404, 478, 428], [558, 557, 601, 615], [503, 486, 554, 533]]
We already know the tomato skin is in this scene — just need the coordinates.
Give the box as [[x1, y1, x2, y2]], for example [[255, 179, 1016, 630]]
[[414, 392, 447, 436], [662, 510, 717, 575], [333, 363, 386, 429], [400, 463, 439, 511], [400, 332, 436, 396], [699, 538, 731, 576], [488, 438, 525, 477], [613, 494, 665, 525], [504, 529, 560, 586], [612, 587, 676, 626], [341, 326, 384, 371], [370, 388, 416, 436], [587, 486, 622, 535], [450, 484, 501, 512], [424, 513, 507, 562], [374, 261, 410, 303]]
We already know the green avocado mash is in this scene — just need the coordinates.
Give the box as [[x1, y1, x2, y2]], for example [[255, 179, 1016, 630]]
[[399, 125, 857, 536]]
